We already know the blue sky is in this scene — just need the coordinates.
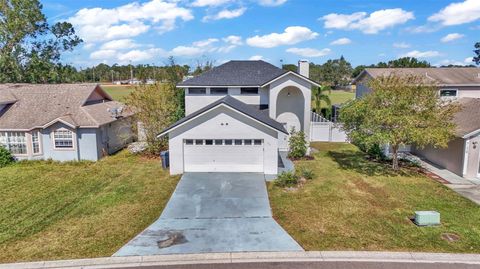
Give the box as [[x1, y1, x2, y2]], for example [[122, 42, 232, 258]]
[[41, 0, 480, 68]]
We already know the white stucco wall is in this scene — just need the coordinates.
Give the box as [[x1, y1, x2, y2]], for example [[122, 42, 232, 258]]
[[268, 73, 312, 144], [184, 87, 269, 115], [168, 105, 279, 175]]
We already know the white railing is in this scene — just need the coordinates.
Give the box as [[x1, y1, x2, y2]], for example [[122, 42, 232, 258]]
[[311, 111, 330, 123]]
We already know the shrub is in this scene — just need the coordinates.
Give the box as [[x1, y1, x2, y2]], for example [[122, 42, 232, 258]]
[[274, 171, 298, 187], [299, 168, 315, 180], [352, 138, 385, 160], [288, 128, 308, 159], [0, 146, 14, 167]]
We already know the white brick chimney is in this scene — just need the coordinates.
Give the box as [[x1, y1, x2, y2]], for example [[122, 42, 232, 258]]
[[298, 60, 309, 78]]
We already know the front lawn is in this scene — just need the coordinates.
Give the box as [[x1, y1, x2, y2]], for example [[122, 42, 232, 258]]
[[269, 142, 480, 253], [0, 151, 179, 263]]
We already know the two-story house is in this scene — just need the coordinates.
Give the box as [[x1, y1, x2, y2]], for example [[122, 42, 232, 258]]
[[353, 67, 480, 180], [0, 84, 134, 161], [158, 60, 320, 177]]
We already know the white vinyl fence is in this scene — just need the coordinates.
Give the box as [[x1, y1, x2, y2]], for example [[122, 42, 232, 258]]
[[310, 112, 348, 142]]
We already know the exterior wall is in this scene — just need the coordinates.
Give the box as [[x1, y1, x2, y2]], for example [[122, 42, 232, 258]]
[[98, 118, 134, 155], [184, 86, 269, 115], [355, 83, 371, 99], [268, 73, 312, 145], [465, 135, 480, 179], [447, 86, 480, 99], [413, 138, 465, 176], [168, 105, 279, 175]]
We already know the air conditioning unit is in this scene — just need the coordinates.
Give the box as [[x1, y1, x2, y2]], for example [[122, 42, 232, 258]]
[[414, 211, 440, 226]]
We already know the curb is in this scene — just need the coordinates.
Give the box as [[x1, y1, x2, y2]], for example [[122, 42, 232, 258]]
[[2, 251, 480, 269]]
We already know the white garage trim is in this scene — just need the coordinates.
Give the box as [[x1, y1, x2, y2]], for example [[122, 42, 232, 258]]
[[183, 139, 264, 172]]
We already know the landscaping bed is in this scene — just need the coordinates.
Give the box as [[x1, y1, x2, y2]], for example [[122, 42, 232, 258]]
[[268, 142, 480, 253], [0, 151, 179, 263]]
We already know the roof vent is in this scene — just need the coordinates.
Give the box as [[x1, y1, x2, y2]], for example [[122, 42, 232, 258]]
[[108, 107, 123, 119]]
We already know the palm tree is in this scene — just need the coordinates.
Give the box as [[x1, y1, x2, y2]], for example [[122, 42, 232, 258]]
[[312, 85, 332, 116]]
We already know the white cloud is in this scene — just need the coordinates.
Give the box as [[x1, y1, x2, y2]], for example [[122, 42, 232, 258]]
[[400, 50, 441, 58], [68, 0, 193, 42], [393, 42, 411, 48], [90, 49, 117, 60], [406, 24, 441, 34], [465, 57, 474, 64], [169, 46, 205, 57], [257, 0, 287, 6], [435, 59, 469, 66], [286, 47, 331, 58], [203, 7, 246, 21], [330, 38, 351, 45], [223, 35, 243, 45], [246, 26, 318, 48], [249, 55, 264, 60], [441, 33, 464, 43], [429, 0, 480, 26], [100, 39, 139, 50], [191, 0, 232, 7], [321, 8, 414, 34], [117, 48, 165, 62], [193, 38, 219, 47]]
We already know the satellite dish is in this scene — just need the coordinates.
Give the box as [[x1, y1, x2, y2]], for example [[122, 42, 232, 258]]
[[108, 107, 123, 118]]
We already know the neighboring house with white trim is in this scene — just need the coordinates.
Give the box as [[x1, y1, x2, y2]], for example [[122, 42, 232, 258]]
[[0, 84, 134, 161], [158, 60, 321, 177], [353, 67, 480, 180]]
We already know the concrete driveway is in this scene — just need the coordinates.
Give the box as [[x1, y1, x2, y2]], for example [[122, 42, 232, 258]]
[[114, 173, 302, 256]]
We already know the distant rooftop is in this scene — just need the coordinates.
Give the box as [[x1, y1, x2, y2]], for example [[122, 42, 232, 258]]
[[178, 60, 288, 87], [358, 68, 480, 85]]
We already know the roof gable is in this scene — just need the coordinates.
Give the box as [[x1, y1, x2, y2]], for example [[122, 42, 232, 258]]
[[158, 96, 288, 137]]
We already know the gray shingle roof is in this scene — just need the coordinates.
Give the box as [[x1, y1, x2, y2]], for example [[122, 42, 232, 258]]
[[0, 84, 133, 130], [178, 60, 288, 87], [359, 68, 480, 85], [455, 98, 480, 137], [158, 95, 287, 136]]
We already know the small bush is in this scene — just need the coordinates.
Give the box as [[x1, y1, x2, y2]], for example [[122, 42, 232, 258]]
[[288, 128, 308, 159], [352, 138, 385, 160], [299, 168, 315, 180], [274, 171, 298, 187], [0, 146, 14, 167]]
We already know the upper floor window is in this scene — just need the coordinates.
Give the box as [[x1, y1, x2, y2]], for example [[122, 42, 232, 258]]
[[440, 89, 458, 97], [240, 87, 259, 95], [188, 88, 206, 95], [53, 129, 74, 149], [210, 88, 228, 95], [0, 132, 27, 155]]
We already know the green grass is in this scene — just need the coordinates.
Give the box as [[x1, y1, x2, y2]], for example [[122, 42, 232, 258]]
[[269, 142, 480, 253], [101, 85, 135, 101], [0, 151, 179, 263], [327, 90, 355, 105]]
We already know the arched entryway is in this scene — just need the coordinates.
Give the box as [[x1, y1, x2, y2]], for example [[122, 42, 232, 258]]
[[275, 86, 305, 150]]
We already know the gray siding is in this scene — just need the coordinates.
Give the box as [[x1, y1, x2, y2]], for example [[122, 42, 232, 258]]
[[355, 83, 371, 99], [413, 138, 465, 176]]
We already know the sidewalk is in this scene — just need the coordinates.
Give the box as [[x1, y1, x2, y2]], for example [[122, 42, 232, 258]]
[[417, 158, 480, 205], [2, 251, 480, 269]]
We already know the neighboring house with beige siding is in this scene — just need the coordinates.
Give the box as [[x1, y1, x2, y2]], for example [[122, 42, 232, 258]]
[[354, 68, 480, 100], [0, 84, 134, 161], [414, 98, 480, 179], [353, 68, 480, 180]]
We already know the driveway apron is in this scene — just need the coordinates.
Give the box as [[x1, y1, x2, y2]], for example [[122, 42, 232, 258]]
[[114, 172, 302, 255]]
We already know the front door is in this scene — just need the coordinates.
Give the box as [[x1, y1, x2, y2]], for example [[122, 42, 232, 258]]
[[466, 136, 480, 179]]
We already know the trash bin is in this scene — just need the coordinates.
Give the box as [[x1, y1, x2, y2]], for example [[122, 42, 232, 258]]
[[160, 151, 169, 169]]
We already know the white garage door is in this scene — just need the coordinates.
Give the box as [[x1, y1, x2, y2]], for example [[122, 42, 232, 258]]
[[183, 139, 264, 172]]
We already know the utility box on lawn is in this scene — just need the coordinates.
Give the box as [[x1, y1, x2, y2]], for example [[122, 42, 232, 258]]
[[160, 151, 170, 169], [414, 211, 440, 226]]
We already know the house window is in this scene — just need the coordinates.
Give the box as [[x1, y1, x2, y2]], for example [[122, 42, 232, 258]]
[[185, 139, 194, 145], [440, 89, 458, 97], [234, 139, 242, 145], [53, 129, 74, 149], [188, 88, 206, 94], [244, 139, 252, 145], [31, 131, 41, 154], [0, 132, 27, 154], [240, 87, 259, 95], [224, 139, 233, 145], [253, 139, 262, 145], [205, 139, 213, 145], [210, 88, 228, 95], [214, 139, 223, 145], [195, 139, 204, 145]]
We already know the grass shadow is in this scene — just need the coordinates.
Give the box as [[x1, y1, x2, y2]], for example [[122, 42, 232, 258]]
[[328, 150, 417, 177]]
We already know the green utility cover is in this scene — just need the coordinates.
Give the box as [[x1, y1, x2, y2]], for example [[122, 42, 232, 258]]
[[414, 211, 440, 226]]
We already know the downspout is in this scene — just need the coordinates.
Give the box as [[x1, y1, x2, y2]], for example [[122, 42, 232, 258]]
[[76, 128, 81, 161]]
